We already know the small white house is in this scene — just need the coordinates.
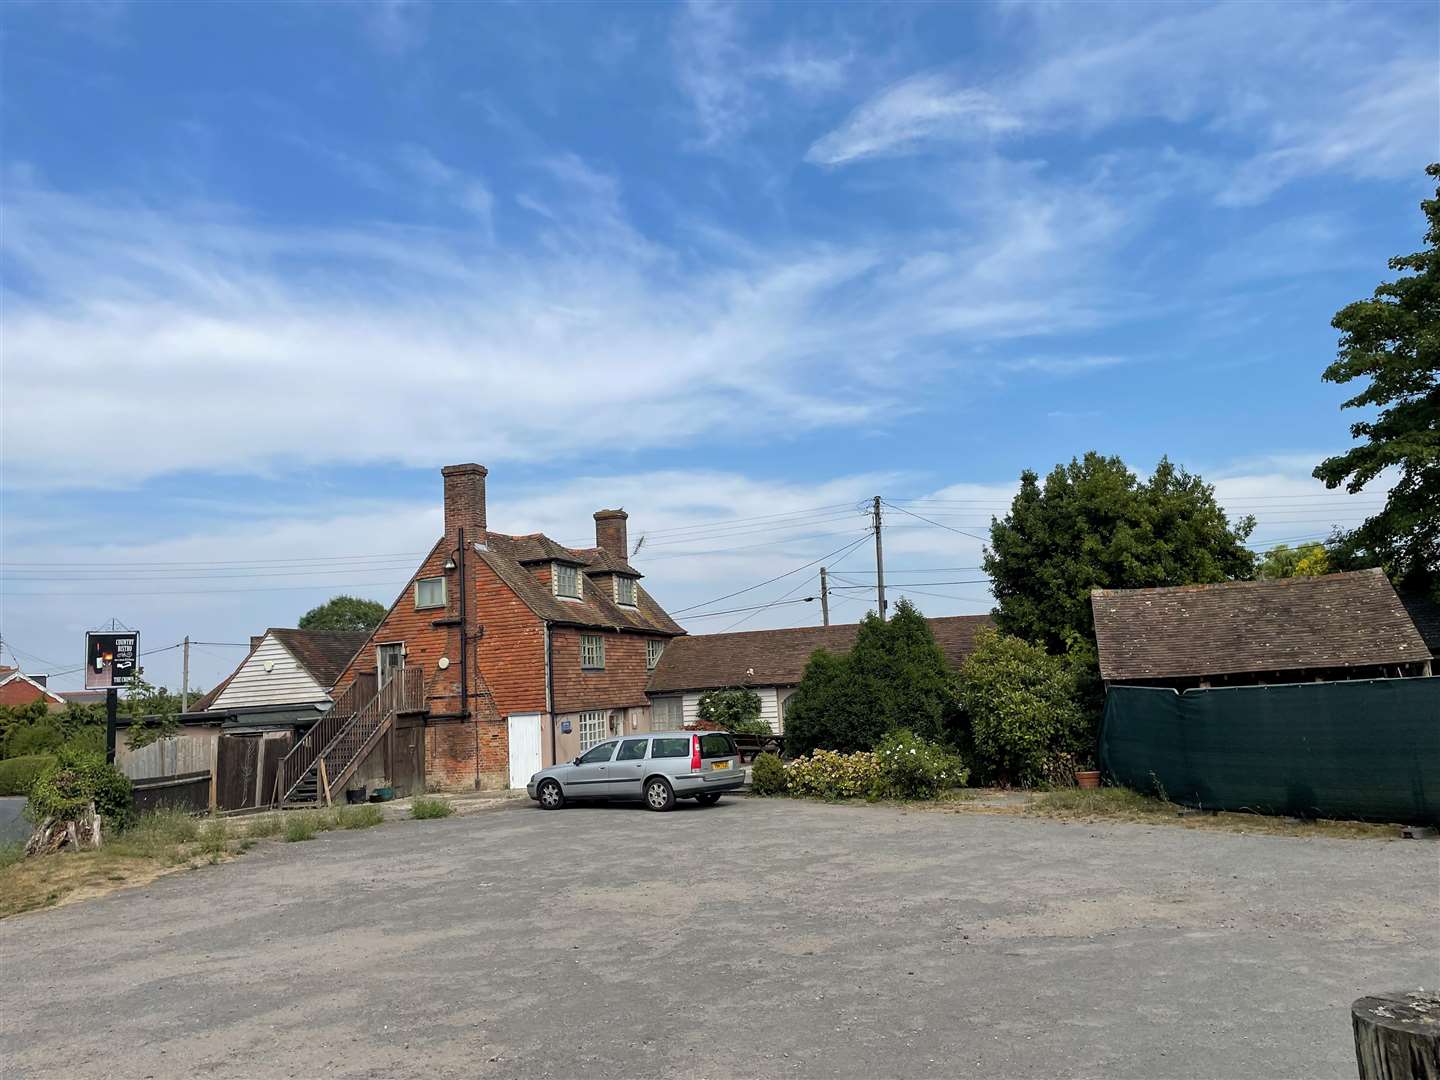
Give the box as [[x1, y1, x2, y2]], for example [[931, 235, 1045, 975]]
[[646, 616, 994, 734], [195, 628, 369, 715]]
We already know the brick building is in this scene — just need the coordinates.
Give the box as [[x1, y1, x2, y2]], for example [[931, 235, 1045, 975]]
[[0, 666, 66, 708], [330, 464, 685, 791]]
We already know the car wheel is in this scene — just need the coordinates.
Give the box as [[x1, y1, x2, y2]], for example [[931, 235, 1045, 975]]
[[537, 779, 565, 810], [644, 776, 676, 812], [695, 792, 721, 806]]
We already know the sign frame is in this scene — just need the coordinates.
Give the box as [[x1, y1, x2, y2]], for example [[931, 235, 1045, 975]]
[[84, 631, 140, 690]]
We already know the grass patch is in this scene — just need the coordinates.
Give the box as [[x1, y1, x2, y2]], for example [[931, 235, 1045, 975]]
[[1026, 785, 1398, 839], [0, 843, 23, 872], [245, 815, 284, 838], [333, 804, 384, 830], [411, 796, 453, 820], [284, 813, 322, 842]]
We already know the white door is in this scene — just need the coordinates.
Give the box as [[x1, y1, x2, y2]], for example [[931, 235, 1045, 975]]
[[507, 713, 543, 789]]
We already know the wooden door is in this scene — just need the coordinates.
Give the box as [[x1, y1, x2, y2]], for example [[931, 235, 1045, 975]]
[[215, 735, 261, 811], [395, 719, 425, 797], [259, 733, 293, 808]]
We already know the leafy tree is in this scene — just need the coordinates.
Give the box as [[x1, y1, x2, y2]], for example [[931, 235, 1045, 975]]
[[1314, 164, 1440, 600], [1257, 542, 1331, 579], [782, 601, 957, 755], [984, 453, 1257, 651], [25, 746, 133, 830], [124, 676, 182, 750], [299, 594, 387, 633], [954, 631, 1088, 788], [1, 701, 104, 760], [696, 687, 770, 735]]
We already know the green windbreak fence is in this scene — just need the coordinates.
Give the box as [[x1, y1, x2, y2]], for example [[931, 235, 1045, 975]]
[[1100, 678, 1440, 823]]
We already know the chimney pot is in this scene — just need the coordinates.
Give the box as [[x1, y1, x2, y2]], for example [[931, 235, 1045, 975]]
[[442, 463, 488, 546], [594, 509, 629, 560]]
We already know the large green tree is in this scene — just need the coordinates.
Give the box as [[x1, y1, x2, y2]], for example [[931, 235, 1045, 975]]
[[983, 453, 1256, 651], [1256, 542, 1330, 580], [299, 594, 387, 633], [1313, 163, 1440, 599]]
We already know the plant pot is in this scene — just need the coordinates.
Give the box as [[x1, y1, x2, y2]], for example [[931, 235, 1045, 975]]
[[345, 787, 367, 805], [368, 786, 395, 802], [1075, 769, 1101, 790]]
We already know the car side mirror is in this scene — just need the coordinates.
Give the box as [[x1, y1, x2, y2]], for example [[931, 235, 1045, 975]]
[[572, 757, 581, 766]]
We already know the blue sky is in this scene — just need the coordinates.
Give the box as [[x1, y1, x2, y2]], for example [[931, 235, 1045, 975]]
[[2, 0, 1435, 691]]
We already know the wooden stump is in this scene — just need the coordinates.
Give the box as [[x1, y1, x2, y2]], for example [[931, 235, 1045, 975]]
[[23, 803, 102, 857], [1353, 991, 1440, 1080]]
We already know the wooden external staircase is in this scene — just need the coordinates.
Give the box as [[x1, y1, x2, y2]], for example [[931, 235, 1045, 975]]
[[272, 667, 426, 807]]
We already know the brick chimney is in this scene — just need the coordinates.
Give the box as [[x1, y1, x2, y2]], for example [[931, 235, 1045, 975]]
[[442, 463, 488, 545], [594, 509, 628, 561]]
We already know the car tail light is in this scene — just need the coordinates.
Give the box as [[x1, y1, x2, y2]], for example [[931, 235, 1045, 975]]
[[691, 735, 702, 772]]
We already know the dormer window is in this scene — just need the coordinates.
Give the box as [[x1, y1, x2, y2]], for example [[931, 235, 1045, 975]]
[[554, 562, 581, 599], [615, 575, 637, 607]]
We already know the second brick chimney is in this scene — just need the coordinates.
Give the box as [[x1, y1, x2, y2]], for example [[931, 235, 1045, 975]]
[[442, 463, 488, 546], [594, 509, 628, 561]]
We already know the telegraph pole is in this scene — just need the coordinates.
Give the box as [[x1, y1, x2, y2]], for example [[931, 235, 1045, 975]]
[[872, 496, 887, 620], [181, 636, 191, 713], [819, 568, 830, 626]]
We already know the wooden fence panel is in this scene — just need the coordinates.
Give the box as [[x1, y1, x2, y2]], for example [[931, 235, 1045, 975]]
[[215, 735, 261, 812]]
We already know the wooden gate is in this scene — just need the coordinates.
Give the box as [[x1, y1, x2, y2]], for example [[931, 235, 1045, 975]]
[[215, 734, 261, 811], [259, 733, 293, 807], [394, 718, 425, 797]]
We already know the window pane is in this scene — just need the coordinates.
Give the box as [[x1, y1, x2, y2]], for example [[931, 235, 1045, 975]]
[[581, 634, 604, 669], [616, 739, 649, 761], [651, 737, 689, 758], [616, 576, 636, 605], [556, 563, 580, 597], [700, 733, 736, 759], [579, 711, 608, 750], [578, 740, 616, 764], [415, 576, 445, 608], [646, 639, 663, 670]]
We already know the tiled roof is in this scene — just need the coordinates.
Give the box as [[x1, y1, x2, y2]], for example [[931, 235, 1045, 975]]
[[1090, 569, 1429, 681], [646, 614, 994, 693], [480, 534, 681, 636], [189, 628, 368, 712], [1400, 592, 1440, 660], [269, 629, 369, 687]]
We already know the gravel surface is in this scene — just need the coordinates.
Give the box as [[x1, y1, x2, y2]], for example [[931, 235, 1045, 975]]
[[2, 797, 1435, 1079]]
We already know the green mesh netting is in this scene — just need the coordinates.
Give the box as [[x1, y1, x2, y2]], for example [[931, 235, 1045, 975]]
[[1100, 678, 1440, 824]]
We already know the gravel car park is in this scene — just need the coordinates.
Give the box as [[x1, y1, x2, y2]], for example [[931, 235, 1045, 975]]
[[1, 798, 1433, 1080]]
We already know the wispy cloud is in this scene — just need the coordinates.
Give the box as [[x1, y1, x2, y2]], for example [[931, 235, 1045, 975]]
[[805, 3, 1431, 202], [807, 73, 1021, 166], [362, 0, 427, 56]]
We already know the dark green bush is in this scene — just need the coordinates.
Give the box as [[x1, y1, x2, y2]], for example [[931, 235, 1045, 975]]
[[749, 752, 788, 796], [697, 688, 770, 736], [25, 748, 134, 831], [0, 755, 56, 796]]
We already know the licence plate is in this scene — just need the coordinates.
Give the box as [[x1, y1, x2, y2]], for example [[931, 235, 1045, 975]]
[[711, 760, 731, 770]]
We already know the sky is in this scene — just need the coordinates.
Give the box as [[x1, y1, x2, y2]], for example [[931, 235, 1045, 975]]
[[1, 0, 1435, 693]]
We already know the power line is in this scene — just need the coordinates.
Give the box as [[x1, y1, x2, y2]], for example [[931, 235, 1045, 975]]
[[880, 500, 990, 543], [682, 597, 818, 620], [669, 532, 873, 616], [719, 524, 874, 633]]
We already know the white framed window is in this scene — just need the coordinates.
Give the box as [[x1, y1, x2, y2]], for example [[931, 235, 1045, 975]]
[[615, 575, 637, 607], [580, 634, 605, 670], [376, 642, 404, 687], [579, 709, 607, 750], [646, 639, 664, 670], [651, 695, 682, 729], [554, 562, 581, 599], [415, 576, 446, 609]]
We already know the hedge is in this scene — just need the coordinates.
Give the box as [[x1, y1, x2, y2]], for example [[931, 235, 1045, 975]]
[[0, 755, 58, 797]]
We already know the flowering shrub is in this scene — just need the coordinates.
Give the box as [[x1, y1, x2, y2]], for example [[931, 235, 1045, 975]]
[[749, 751, 788, 796], [872, 730, 968, 799], [784, 749, 879, 800]]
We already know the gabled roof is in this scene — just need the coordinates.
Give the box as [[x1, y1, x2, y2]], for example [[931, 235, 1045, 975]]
[[1090, 568, 1429, 682], [190, 628, 369, 712], [0, 670, 66, 705], [646, 614, 994, 693], [480, 534, 679, 636]]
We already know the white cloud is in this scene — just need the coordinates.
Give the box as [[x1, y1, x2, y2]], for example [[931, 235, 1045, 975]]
[[806, 74, 1021, 166], [396, 145, 495, 238], [2, 151, 1139, 490], [805, 3, 1432, 201]]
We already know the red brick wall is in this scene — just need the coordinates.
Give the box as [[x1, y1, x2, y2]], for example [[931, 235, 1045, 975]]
[[0, 679, 53, 707], [551, 627, 660, 713]]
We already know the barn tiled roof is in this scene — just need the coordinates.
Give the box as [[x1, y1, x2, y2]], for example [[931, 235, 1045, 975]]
[[479, 534, 682, 637], [646, 614, 994, 693], [1090, 569, 1428, 681]]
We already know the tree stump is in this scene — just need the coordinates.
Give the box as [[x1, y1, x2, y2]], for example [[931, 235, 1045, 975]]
[[1353, 991, 1440, 1080], [23, 803, 102, 857]]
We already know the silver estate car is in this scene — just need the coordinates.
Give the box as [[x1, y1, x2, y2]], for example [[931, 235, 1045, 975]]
[[526, 730, 744, 811]]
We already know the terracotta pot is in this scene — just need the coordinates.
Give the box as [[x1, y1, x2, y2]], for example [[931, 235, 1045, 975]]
[[1075, 769, 1101, 790]]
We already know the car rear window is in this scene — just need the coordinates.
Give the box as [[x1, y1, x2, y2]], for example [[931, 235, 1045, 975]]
[[651, 737, 689, 758], [700, 733, 736, 759]]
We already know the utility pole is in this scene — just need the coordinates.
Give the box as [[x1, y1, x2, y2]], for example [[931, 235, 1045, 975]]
[[181, 636, 191, 713], [872, 496, 887, 620], [819, 568, 830, 627]]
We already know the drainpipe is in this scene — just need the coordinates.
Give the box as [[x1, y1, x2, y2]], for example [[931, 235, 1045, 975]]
[[459, 528, 479, 790], [544, 621, 556, 767]]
